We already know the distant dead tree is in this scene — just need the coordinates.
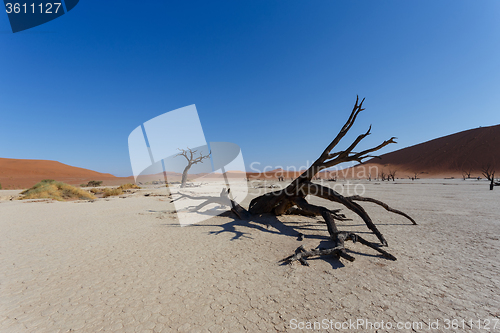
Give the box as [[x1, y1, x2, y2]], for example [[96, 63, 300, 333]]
[[380, 171, 386, 181], [481, 163, 498, 191], [175, 147, 210, 188], [410, 171, 420, 181], [388, 169, 397, 181], [457, 160, 474, 180]]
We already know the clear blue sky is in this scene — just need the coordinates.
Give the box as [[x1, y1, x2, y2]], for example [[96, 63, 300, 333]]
[[1, 1, 500, 176]]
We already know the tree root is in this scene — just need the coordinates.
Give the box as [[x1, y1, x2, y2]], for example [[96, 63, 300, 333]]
[[282, 231, 397, 266], [281, 195, 400, 264], [171, 188, 250, 219]]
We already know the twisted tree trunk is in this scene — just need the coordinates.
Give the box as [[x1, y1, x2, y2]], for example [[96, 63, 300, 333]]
[[176, 148, 210, 188], [248, 97, 416, 264]]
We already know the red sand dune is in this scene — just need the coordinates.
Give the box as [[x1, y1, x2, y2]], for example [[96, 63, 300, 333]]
[[345, 124, 500, 179], [0, 158, 132, 189], [247, 124, 500, 180]]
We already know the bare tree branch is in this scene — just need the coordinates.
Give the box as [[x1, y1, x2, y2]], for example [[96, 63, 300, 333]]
[[246, 97, 416, 265], [175, 147, 210, 188]]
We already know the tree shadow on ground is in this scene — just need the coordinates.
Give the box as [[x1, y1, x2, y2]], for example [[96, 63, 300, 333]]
[[192, 213, 303, 241], [157, 208, 395, 266]]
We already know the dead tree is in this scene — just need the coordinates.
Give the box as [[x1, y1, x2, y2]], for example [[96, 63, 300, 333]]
[[481, 163, 497, 191], [462, 169, 472, 180], [248, 97, 416, 264], [170, 98, 416, 264], [175, 147, 210, 188], [327, 174, 337, 182], [388, 169, 397, 181]]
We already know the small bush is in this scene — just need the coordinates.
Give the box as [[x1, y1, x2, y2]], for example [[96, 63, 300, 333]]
[[19, 180, 95, 201], [118, 183, 141, 190], [85, 180, 103, 187], [88, 184, 139, 198], [102, 188, 123, 198], [0, 183, 2, 189]]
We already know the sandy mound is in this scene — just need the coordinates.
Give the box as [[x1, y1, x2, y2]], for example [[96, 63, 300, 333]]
[[0, 158, 133, 189]]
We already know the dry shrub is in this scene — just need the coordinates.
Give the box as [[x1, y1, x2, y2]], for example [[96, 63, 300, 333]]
[[20, 180, 95, 201], [118, 183, 141, 190], [102, 188, 123, 198], [100, 183, 140, 198], [89, 188, 103, 194]]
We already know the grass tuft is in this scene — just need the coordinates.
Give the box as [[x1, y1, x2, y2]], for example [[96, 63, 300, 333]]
[[118, 183, 141, 190], [102, 188, 123, 198], [82, 183, 141, 198], [19, 180, 95, 201]]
